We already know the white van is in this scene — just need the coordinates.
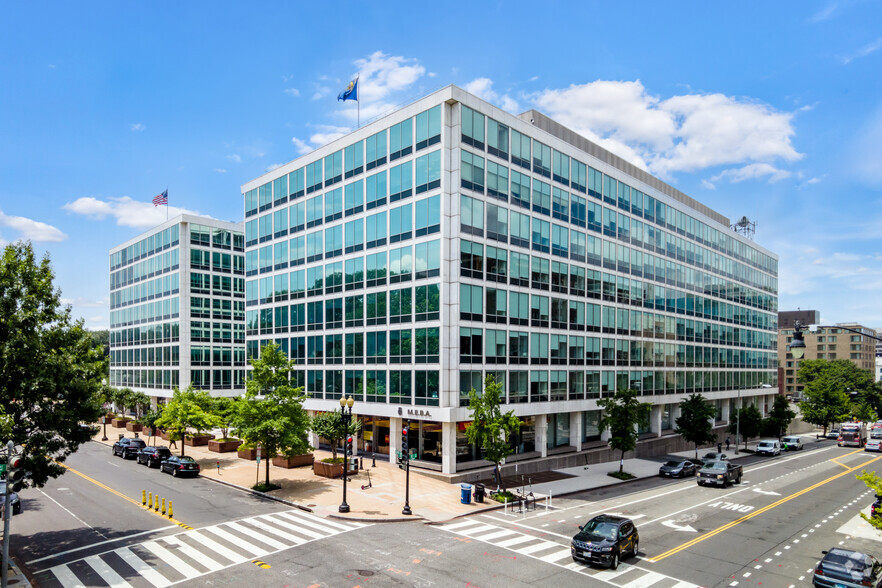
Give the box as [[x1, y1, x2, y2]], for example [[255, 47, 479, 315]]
[[755, 440, 781, 456]]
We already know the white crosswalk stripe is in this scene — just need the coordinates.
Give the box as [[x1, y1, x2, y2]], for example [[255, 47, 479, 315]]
[[435, 519, 701, 588], [41, 509, 368, 587]]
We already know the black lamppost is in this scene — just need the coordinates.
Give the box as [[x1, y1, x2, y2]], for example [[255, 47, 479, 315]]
[[101, 416, 108, 441], [338, 395, 355, 513], [789, 320, 807, 360]]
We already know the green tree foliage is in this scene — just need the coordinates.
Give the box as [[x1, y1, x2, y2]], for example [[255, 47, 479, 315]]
[[798, 359, 857, 436], [465, 375, 521, 492], [210, 396, 240, 441], [0, 242, 105, 487], [728, 404, 763, 449], [88, 329, 110, 377], [674, 393, 717, 459], [763, 395, 797, 437], [310, 410, 362, 461], [155, 386, 220, 457], [598, 388, 652, 473], [111, 387, 133, 417], [129, 391, 151, 419], [857, 470, 882, 531], [234, 343, 311, 487], [138, 408, 163, 445]]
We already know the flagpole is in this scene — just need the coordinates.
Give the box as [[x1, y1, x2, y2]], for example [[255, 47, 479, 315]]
[[166, 187, 169, 221], [357, 75, 360, 128]]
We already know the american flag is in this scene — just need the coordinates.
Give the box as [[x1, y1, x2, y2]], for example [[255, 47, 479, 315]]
[[152, 189, 168, 206]]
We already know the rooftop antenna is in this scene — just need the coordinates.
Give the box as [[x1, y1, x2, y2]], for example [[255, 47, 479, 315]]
[[731, 216, 755, 240]]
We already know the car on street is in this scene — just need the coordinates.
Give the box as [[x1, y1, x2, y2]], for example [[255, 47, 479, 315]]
[[812, 548, 882, 587], [755, 440, 781, 456], [698, 460, 742, 487], [865, 439, 882, 452], [781, 436, 804, 451], [571, 514, 639, 570], [112, 437, 146, 459], [136, 446, 172, 468], [0, 481, 21, 515], [701, 452, 728, 465], [658, 460, 697, 478], [827, 428, 840, 439], [872, 495, 881, 519], [160, 455, 201, 477]]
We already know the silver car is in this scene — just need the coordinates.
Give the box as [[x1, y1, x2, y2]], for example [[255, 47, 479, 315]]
[[781, 436, 803, 451]]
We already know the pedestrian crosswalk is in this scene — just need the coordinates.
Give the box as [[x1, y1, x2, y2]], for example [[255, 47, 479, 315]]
[[39, 509, 369, 587], [435, 519, 699, 588]]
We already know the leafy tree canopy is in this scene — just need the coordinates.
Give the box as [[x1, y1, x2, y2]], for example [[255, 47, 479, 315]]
[[210, 396, 240, 441], [857, 470, 882, 531], [798, 359, 858, 436], [465, 375, 521, 491], [598, 388, 652, 473], [155, 386, 220, 456], [728, 404, 763, 449], [310, 410, 361, 461], [764, 395, 797, 437], [0, 242, 105, 487], [675, 393, 717, 458]]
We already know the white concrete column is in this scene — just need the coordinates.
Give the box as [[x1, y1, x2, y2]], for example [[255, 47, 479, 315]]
[[651, 404, 662, 437], [721, 398, 731, 424], [390, 416, 403, 459], [536, 414, 548, 458], [570, 411, 582, 452], [307, 410, 320, 450], [442, 420, 457, 474]]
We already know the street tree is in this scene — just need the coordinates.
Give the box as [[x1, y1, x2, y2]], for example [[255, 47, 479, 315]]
[[857, 470, 882, 530], [210, 396, 240, 441], [674, 393, 717, 459], [728, 404, 763, 449], [310, 410, 362, 461], [0, 242, 105, 487], [155, 386, 220, 456], [465, 375, 521, 492], [129, 391, 151, 420], [798, 359, 855, 436], [138, 408, 163, 446], [234, 343, 311, 488], [764, 395, 797, 437], [598, 388, 652, 474]]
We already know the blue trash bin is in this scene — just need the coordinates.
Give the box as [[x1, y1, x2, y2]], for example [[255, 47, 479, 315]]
[[460, 483, 473, 504]]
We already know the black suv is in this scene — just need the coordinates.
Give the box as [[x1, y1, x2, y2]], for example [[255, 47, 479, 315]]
[[571, 514, 639, 570], [112, 437, 146, 459], [136, 446, 172, 468]]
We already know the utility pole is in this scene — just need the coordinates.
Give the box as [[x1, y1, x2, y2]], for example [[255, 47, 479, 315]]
[[2, 440, 14, 588]]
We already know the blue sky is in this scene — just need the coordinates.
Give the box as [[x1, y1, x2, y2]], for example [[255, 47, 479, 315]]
[[2, 1, 881, 330]]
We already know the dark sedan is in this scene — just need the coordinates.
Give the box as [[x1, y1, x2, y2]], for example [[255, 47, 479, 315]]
[[571, 514, 638, 570], [112, 437, 146, 459], [659, 460, 696, 478], [160, 456, 201, 477], [136, 446, 172, 468], [0, 481, 21, 515], [813, 548, 882, 587]]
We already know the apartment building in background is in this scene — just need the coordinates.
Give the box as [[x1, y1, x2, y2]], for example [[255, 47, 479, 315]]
[[109, 215, 246, 402], [241, 85, 780, 476]]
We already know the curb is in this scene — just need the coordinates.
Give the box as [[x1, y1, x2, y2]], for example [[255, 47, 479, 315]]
[[198, 475, 314, 513], [327, 513, 427, 523], [4, 557, 33, 587]]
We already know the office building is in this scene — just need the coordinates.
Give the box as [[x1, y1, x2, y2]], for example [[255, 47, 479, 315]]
[[109, 215, 246, 402], [241, 86, 779, 476]]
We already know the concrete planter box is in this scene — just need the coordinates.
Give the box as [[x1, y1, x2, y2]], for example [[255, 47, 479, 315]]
[[237, 447, 258, 460], [184, 434, 214, 447], [209, 439, 242, 453], [313, 460, 344, 478], [272, 453, 314, 469], [159, 430, 170, 441], [111, 418, 130, 428], [125, 422, 143, 433]]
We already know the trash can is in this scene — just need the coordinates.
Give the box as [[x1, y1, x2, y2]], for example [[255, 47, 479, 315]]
[[460, 483, 472, 504], [473, 483, 485, 503]]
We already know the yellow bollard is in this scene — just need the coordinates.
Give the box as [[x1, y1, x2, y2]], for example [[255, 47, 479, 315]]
[[142, 490, 146, 506], [148, 492, 153, 509], [168, 500, 173, 519], [162, 498, 166, 515], [154, 496, 159, 513]]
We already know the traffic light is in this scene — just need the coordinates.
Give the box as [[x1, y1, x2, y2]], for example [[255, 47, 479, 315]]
[[346, 436, 353, 456], [401, 427, 409, 456], [7, 455, 23, 492], [397, 451, 406, 470]]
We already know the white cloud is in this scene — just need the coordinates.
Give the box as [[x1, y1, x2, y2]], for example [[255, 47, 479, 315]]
[[61, 296, 108, 309], [701, 179, 716, 190], [214, 168, 227, 174], [291, 137, 312, 155], [130, 123, 145, 132], [0, 209, 67, 242], [266, 163, 283, 172], [308, 125, 350, 147], [226, 154, 241, 163], [841, 38, 882, 64], [335, 51, 428, 124], [532, 80, 802, 178], [463, 77, 520, 113], [63, 196, 204, 229], [807, 2, 837, 23], [283, 88, 300, 97], [709, 163, 792, 184]]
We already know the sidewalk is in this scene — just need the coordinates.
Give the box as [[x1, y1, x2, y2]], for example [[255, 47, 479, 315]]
[[90, 424, 821, 523]]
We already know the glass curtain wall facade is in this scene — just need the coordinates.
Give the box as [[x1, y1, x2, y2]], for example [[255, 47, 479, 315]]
[[241, 86, 779, 475], [109, 215, 246, 401]]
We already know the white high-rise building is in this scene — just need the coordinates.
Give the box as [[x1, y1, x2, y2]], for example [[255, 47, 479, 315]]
[[109, 214, 246, 402], [241, 86, 779, 476]]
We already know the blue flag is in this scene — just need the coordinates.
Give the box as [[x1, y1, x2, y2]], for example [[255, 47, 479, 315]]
[[338, 77, 358, 102]]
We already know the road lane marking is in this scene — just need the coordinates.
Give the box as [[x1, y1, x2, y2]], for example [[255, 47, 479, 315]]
[[85, 554, 133, 588], [37, 489, 109, 540], [648, 455, 882, 562], [47, 564, 82, 588], [831, 448, 867, 469], [114, 547, 171, 588], [26, 525, 178, 565]]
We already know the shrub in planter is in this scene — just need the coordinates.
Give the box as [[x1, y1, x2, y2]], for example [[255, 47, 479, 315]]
[[125, 421, 143, 432], [111, 417, 130, 428], [209, 438, 242, 453], [184, 433, 214, 447], [272, 453, 314, 468], [313, 459, 345, 478], [237, 445, 258, 460]]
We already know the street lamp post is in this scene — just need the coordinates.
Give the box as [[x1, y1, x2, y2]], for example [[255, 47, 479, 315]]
[[338, 396, 355, 514], [101, 416, 108, 441], [735, 389, 741, 454]]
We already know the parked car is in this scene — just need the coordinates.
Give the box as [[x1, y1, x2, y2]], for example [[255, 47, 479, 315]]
[[571, 514, 639, 570], [865, 439, 882, 452], [112, 437, 146, 459], [756, 440, 781, 456], [0, 481, 21, 515], [160, 455, 201, 477], [827, 428, 840, 439], [812, 548, 882, 587], [871, 426, 882, 440], [698, 461, 743, 487], [136, 446, 172, 468], [871, 495, 881, 519], [781, 436, 804, 451], [659, 460, 697, 478]]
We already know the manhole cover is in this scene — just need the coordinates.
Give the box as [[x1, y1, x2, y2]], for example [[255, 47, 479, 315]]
[[356, 570, 375, 577]]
